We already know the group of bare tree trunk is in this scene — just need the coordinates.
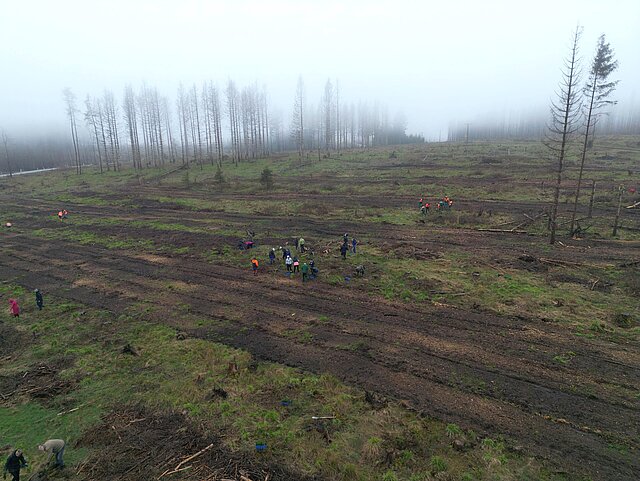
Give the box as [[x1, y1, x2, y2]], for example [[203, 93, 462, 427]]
[[545, 29, 619, 244], [1, 77, 422, 176], [62, 88, 82, 174], [290, 77, 417, 162]]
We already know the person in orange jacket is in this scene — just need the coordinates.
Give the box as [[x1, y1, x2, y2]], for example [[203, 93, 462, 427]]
[[251, 257, 259, 275]]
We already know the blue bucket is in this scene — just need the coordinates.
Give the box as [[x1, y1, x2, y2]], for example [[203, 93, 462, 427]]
[[280, 400, 292, 407], [255, 443, 267, 452]]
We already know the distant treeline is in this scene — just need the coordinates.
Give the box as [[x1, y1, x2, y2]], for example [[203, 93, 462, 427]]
[[448, 106, 640, 142], [0, 78, 423, 175]]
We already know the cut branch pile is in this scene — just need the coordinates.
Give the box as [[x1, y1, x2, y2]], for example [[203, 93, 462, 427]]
[[77, 405, 313, 481]]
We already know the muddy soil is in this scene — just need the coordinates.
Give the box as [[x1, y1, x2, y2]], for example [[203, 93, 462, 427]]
[[1, 189, 639, 480]]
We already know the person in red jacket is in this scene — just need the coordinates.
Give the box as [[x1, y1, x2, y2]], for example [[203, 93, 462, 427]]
[[8, 299, 20, 317]]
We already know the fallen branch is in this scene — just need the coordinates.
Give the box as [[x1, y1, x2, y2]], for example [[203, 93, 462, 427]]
[[160, 465, 193, 478], [57, 405, 83, 416], [626, 201, 640, 209], [430, 290, 468, 297], [538, 257, 611, 268], [477, 228, 528, 234], [125, 417, 147, 426], [159, 443, 215, 479]]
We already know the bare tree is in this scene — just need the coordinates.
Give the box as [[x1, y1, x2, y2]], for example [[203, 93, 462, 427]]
[[62, 88, 82, 174], [335, 79, 341, 154], [84, 96, 105, 173], [322, 79, 334, 151], [1, 129, 13, 178], [103, 90, 121, 171], [123, 85, 142, 170], [544, 27, 583, 245], [205, 82, 224, 166], [569, 34, 619, 234], [161, 97, 177, 163], [226, 80, 241, 165], [190, 85, 204, 168], [291, 76, 305, 161], [260, 85, 270, 157], [177, 83, 190, 165]]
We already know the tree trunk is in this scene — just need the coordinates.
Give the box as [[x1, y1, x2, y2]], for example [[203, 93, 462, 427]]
[[570, 78, 597, 234], [587, 180, 596, 218], [612, 185, 623, 236]]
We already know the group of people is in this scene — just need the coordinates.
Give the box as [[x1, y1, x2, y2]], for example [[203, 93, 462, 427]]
[[340, 233, 357, 259], [4, 439, 66, 481], [4, 290, 63, 481], [418, 195, 454, 215], [6, 290, 44, 317], [250, 236, 323, 282]]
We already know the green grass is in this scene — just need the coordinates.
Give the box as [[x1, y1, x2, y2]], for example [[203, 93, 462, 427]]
[[1, 138, 638, 480], [0, 285, 571, 481]]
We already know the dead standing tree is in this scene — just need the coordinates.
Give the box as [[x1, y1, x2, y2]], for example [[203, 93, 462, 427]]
[[176, 83, 191, 165], [544, 27, 583, 245], [569, 34, 619, 235], [291, 76, 305, 162], [123, 85, 142, 170], [84, 95, 105, 173], [103, 90, 121, 171], [225, 80, 241, 166], [323, 78, 334, 152], [1, 129, 13, 178], [62, 87, 82, 174]]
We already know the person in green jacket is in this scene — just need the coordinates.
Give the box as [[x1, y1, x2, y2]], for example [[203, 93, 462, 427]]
[[301, 262, 309, 282], [299, 238, 306, 253]]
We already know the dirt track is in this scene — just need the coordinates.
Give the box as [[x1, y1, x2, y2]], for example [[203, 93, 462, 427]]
[[1, 191, 639, 481]]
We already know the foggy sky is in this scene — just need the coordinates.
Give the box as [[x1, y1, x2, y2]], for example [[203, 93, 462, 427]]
[[1, 0, 639, 140]]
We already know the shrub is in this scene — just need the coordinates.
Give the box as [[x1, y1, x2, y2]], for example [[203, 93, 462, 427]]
[[214, 165, 225, 184], [260, 167, 274, 190], [445, 423, 462, 438], [430, 455, 448, 474], [382, 470, 399, 481]]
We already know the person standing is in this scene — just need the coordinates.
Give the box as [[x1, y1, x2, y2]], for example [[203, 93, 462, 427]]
[[8, 299, 20, 317], [35, 289, 44, 311], [268, 249, 276, 265], [3, 449, 27, 481], [351, 238, 357, 254], [301, 262, 309, 282], [299, 237, 306, 253], [292, 257, 300, 273], [340, 242, 348, 260], [38, 439, 66, 468], [285, 255, 293, 272], [251, 258, 259, 275]]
